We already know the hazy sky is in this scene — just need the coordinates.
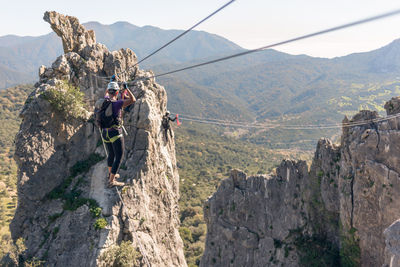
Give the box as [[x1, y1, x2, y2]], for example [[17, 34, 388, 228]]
[[1, 0, 400, 58]]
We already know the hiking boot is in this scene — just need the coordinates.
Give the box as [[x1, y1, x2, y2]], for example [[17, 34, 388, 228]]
[[106, 173, 112, 188], [106, 173, 123, 188], [112, 180, 125, 187], [107, 180, 115, 188]]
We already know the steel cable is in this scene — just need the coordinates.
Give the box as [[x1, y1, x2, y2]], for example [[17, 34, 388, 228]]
[[91, 0, 236, 81], [134, 8, 400, 81]]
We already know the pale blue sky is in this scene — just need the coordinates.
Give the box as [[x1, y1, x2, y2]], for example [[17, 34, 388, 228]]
[[1, 0, 400, 58]]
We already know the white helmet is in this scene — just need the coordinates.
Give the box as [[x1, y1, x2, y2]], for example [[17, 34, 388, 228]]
[[107, 82, 120, 91]]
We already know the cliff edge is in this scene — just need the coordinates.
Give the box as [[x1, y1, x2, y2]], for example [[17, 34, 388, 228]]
[[202, 97, 400, 266]]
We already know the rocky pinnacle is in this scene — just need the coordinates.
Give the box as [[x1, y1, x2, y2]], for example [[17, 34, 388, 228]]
[[202, 101, 400, 266], [43, 11, 96, 54], [10, 11, 186, 267]]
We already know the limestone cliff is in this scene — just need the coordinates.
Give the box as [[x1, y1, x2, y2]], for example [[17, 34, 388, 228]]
[[202, 98, 400, 266], [201, 162, 311, 266], [10, 11, 186, 267]]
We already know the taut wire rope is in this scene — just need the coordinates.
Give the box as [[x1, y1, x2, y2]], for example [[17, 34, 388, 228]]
[[93, 0, 236, 81], [133, 8, 400, 81]]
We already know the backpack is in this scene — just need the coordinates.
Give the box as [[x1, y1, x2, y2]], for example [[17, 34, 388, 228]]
[[94, 98, 117, 129]]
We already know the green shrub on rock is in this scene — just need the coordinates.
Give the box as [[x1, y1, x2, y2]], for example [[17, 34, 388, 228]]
[[340, 227, 361, 267], [179, 227, 193, 243], [94, 218, 108, 230], [99, 241, 141, 267], [42, 80, 85, 118], [90, 206, 102, 218]]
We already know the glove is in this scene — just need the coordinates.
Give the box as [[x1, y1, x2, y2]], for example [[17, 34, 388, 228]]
[[110, 75, 117, 82]]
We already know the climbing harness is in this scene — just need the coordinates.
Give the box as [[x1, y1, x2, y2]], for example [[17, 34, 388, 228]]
[[115, 187, 151, 267], [121, 125, 128, 136], [98, 127, 108, 157], [101, 127, 123, 143]]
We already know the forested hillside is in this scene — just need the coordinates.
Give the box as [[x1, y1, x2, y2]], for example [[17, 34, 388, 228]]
[[2, 23, 400, 149], [0, 85, 33, 258]]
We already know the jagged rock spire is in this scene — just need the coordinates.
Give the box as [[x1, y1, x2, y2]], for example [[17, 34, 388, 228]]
[[44, 11, 96, 53], [385, 96, 400, 115], [11, 11, 186, 266], [202, 104, 400, 266]]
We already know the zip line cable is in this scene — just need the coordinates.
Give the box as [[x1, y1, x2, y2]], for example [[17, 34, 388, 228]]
[[94, 0, 236, 81], [178, 113, 354, 128], [91, 7, 400, 83], [175, 113, 259, 124], [177, 115, 378, 129], [176, 112, 400, 130], [128, 8, 400, 82], [87, 8, 400, 131], [135, 0, 236, 66], [87, 92, 400, 130], [86, 97, 399, 130], [121, 112, 400, 131]]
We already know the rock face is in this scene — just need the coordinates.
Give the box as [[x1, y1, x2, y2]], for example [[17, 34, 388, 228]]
[[11, 11, 186, 267], [201, 162, 310, 266], [202, 105, 400, 266], [339, 109, 400, 266], [201, 144, 340, 267], [384, 96, 400, 115]]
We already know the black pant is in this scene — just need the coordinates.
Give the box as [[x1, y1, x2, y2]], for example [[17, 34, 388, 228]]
[[102, 129, 124, 175], [164, 127, 172, 141]]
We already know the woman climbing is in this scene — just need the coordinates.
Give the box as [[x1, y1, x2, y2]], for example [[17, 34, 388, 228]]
[[101, 81, 135, 187]]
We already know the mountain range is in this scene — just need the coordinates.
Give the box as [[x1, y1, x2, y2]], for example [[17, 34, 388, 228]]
[[156, 38, 400, 125], [1, 20, 400, 148], [0, 21, 241, 88]]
